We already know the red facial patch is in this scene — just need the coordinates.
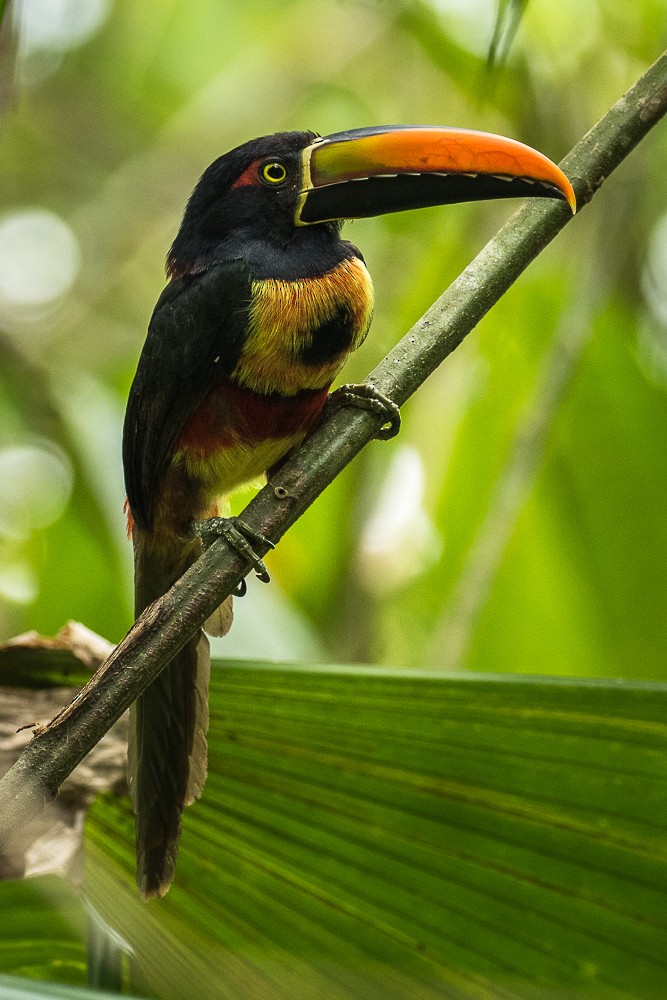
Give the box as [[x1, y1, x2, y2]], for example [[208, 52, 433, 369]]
[[229, 159, 264, 190]]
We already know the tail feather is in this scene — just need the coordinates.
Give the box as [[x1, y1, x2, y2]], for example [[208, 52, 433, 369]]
[[129, 528, 230, 900]]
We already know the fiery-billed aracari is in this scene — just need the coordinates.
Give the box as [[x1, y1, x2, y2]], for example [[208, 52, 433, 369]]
[[123, 125, 575, 898]]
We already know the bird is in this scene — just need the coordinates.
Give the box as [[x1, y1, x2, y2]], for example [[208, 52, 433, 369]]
[[122, 125, 575, 899]]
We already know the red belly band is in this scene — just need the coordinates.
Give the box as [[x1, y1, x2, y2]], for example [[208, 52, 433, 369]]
[[177, 380, 329, 457]]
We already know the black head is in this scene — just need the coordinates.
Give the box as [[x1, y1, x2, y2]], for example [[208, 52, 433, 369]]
[[167, 126, 575, 279], [167, 130, 329, 278]]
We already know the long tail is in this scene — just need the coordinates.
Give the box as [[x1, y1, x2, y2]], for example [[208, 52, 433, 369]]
[[129, 528, 230, 900]]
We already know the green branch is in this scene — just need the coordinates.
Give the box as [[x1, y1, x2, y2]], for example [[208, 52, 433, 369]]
[[0, 51, 666, 850]]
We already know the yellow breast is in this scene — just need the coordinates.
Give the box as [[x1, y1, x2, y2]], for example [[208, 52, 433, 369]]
[[232, 256, 374, 396]]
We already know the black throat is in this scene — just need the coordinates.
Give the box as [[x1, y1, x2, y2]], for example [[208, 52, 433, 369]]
[[169, 216, 360, 282]]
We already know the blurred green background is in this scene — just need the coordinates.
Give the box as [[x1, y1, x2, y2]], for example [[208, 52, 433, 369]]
[[0, 0, 666, 679]]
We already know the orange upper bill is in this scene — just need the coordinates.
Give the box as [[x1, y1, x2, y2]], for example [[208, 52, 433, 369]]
[[296, 126, 576, 224]]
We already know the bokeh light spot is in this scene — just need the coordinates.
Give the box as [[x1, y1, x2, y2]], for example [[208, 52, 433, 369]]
[[16, 0, 112, 54], [0, 210, 81, 319], [430, 0, 496, 56], [0, 562, 38, 604], [358, 446, 440, 594], [0, 443, 74, 542], [643, 211, 667, 327]]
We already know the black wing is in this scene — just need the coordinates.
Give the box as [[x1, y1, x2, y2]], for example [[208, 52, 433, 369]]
[[123, 259, 253, 531]]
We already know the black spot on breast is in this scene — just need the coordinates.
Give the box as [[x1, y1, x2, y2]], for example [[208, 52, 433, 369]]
[[299, 307, 354, 366]]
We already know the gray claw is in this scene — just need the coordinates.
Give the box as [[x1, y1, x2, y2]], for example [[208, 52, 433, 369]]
[[193, 516, 273, 584], [329, 382, 401, 440]]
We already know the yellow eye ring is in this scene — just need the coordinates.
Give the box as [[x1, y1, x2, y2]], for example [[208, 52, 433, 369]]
[[260, 160, 288, 185]]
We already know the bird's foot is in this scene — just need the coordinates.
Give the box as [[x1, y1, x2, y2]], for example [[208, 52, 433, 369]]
[[193, 516, 274, 594], [328, 382, 401, 440]]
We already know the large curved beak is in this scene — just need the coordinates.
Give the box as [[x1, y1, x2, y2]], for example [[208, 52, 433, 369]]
[[295, 125, 576, 226]]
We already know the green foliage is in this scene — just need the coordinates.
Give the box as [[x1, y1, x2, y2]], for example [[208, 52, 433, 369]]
[[6, 661, 663, 999], [1, 2, 666, 998], [0, 877, 87, 985], [0, 975, 141, 1000], [79, 662, 667, 1000], [0, 0, 665, 675]]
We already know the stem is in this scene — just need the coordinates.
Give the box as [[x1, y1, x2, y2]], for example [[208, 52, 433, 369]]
[[433, 268, 601, 669], [0, 52, 665, 849], [430, 197, 634, 670]]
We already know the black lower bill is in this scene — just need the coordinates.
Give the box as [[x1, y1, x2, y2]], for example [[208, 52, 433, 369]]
[[298, 171, 569, 224]]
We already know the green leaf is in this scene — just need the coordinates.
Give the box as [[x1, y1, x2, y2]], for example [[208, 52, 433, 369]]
[[0, 973, 140, 999], [0, 876, 87, 985], [85, 663, 667, 1000]]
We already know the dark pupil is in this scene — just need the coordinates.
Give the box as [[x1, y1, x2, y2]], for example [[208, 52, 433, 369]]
[[266, 163, 284, 180]]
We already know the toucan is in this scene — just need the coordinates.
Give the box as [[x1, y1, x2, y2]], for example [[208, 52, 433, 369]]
[[123, 125, 575, 899]]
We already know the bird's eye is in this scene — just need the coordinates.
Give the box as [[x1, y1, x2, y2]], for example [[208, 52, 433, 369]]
[[259, 160, 288, 186]]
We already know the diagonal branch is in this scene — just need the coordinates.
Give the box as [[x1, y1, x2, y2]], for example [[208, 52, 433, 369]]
[[0, 51, 666, 849]]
